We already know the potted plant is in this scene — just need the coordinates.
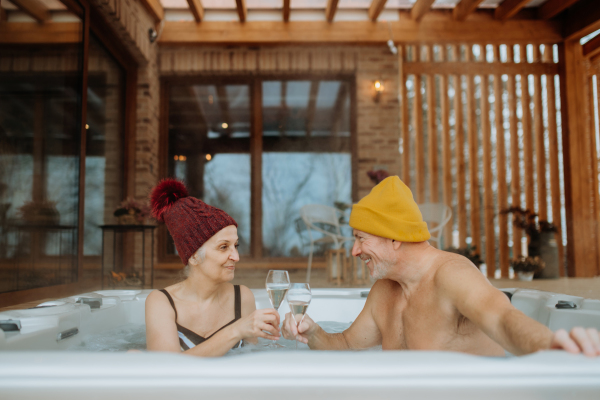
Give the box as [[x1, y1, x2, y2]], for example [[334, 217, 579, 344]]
[[445, 245, 484, 269], [113, 198, 150, 225], [511, 256, 545, 281], [367, 169, 390, 185], [500, 206, 559, 279]]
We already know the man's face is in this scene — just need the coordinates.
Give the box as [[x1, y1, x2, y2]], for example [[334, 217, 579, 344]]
[[351, 229, 396, 280]]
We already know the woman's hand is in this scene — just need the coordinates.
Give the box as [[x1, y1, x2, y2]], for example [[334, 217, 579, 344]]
[[234, 308, 281, 341], [282, 312, 316, 344]]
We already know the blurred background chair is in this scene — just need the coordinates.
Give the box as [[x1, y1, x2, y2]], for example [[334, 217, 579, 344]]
[[418, 203, 452, 249], [300, 204, 354, 283]]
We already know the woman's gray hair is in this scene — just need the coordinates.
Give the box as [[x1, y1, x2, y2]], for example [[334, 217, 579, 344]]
[[182, 245, 207, 278]]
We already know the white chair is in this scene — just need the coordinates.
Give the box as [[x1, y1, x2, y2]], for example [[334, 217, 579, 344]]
[[418, 202, 452, 248], [300, 204, 355, 283]]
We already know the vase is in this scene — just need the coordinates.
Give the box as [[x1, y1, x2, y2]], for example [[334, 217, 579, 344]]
[[533, 232, 559, 279], [517, 271, 534, 281]]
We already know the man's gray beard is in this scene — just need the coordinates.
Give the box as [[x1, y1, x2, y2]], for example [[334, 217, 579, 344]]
[[371, 258, 394, 280]]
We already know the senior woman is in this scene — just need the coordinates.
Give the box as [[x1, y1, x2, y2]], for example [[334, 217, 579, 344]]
[[145, 179, 280, 356]]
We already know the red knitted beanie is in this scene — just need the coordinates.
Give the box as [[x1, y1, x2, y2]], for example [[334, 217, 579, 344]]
[[149, 178, 237, 265]]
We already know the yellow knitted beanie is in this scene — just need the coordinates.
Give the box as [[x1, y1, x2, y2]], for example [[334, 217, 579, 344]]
[[349, 176, 430, 242]]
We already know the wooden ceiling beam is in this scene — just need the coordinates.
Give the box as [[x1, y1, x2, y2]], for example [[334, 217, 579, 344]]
[[325, 0, 339, 22], [583, 34, 600, 58], [283, 0, 290, 22], [1, 6, 7, 22], [11, 0, 49, 23], [564, 0, 600, 39], [453, 0, 485, 21], [0, 22, 81, 44], [494, 0, 532, 21], [159, 13, 562, 44], [538, 0, 580, 20], [187, 0, 204, 22], [411, 0, 437, 22], [139, 0, 164, 23], [368, 0, 388, 22], [59, 0, 83, 17], [236, 0, 247, 23]]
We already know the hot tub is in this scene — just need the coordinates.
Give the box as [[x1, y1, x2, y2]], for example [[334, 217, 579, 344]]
[[1, 288, 600, 399]]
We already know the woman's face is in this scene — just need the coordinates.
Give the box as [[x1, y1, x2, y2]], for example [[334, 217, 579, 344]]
[[190, 225, 239, 282]]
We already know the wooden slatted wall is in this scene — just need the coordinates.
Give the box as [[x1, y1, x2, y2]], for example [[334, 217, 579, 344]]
[[399, 43, 566, 278]]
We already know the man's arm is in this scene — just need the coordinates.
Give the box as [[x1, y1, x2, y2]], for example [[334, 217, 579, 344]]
[[436, 260, 600, 356], [282, 284, 383, 350]]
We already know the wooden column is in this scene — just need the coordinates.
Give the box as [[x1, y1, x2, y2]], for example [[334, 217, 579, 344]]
[[453, 45, 467, 248], [533, 45, 548, 221], [414, 47, 425, 203], [560, 40, 599, 277], [466, 45, 481, 253], [494, 45, 509, 278], [520, 45, 535, 216], [426, 45, 438, 204], [399, 45, 411, 186], [251, 80, 263, 259], [440, 46, 453, 246], [543, 45, 565, 276], [481, 70, 495, 277], [508, 45, 522, 259]]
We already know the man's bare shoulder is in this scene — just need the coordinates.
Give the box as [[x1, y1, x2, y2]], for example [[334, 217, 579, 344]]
[[368, 279, 402, 299], [432, 249, 492, 295]]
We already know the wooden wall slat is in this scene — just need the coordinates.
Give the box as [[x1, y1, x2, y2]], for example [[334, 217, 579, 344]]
[[440, 48, 453, 247], [533, 45, 548, 221], [587, 74, 600, 277], [414, 46, 425, 203], [494, 45, 509, 278], [452, 45, 467, 248], [426, 45, 439, 204], [466, 46, 481, 253], [400, 45, 411, 187], [508, 45, 522, 259], [481, 73, 495, 277], [543, 45, 565, 276], [520, 45, 535, 216]]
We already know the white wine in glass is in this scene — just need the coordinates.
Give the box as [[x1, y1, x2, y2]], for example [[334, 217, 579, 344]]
[[286, 283, 311, 349], [265, 270, 290, 348]]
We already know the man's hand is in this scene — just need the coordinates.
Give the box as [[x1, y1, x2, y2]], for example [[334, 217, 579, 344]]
[[550, 328, 600, 357], [282, 312, 317, 344]]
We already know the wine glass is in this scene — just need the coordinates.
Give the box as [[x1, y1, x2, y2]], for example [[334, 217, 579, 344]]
[[286, 283, 311, 350], [265, 270, 290, 348]]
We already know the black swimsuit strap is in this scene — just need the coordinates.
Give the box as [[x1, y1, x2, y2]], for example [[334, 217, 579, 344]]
[[234, 284, 241, 320], [159, 289, 178, 321]]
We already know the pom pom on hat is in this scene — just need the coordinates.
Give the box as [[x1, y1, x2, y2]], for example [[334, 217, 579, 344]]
[[150, 178, 189, 222]]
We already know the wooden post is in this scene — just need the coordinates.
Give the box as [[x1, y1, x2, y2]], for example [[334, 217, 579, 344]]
[[440, 46, 453, 246], [494, 45, 509, 278], [560, 40, 600, 277], [399, 45, 411, 186], [520, 45, 535, 216], [466, 45, 481, 253], [533, 45, 548, 221], [251, 80, 263, 259], [452, 45, 467, 248], [414, 47, 425, 203], [543, 44, 565, 277], [481, 72, 495, 278], [507, 45, 522, 260], [426, 45, 438, 204]]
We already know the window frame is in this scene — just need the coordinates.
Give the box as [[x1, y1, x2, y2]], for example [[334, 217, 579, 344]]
[[158, 73, 357, 265]]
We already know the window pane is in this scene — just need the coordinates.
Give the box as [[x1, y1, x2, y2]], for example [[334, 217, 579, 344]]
[[0, 22, 84, 293], [168, 84, 251, 255], [262, 80, 352, 257]]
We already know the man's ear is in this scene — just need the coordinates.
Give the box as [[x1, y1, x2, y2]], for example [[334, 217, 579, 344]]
[[392, 239, 402, 251]]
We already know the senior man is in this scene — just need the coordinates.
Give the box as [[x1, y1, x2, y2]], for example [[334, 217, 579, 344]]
[[283, 176, 600, 357]]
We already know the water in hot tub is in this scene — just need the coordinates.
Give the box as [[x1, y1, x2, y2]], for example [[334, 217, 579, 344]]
[[70, 321, 365, 353]]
